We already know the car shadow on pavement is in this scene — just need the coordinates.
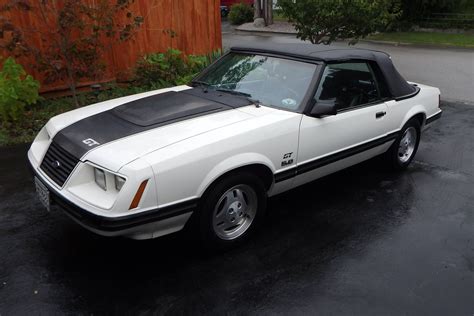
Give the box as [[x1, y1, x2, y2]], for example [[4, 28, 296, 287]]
[[29, 156, 414, 314]]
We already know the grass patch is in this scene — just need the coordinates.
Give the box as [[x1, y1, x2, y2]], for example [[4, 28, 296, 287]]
[[273, 11, 289, 22], [367, 31, 474, 48]]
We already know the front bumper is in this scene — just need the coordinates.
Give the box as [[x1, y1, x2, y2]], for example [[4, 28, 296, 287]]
[[29, 162, 197, 239]]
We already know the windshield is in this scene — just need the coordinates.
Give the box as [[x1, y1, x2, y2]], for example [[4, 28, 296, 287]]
[[194, 53, 318, 111]]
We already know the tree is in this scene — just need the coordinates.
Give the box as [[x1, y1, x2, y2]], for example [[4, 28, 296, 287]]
[[263, 0, 273, 25], [1, 0, 143, 106], [254, 0, 273, 25], [278, 0, 399, 45], [254, 0, 262, 18]]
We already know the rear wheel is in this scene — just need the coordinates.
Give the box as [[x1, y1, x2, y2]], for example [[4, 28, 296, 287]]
[[385, 119, 421, 170], [198, 173, 267, 249]]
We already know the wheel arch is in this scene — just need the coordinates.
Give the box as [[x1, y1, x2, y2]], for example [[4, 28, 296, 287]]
[[401, 105, 427, 130], [197, 154, 276, 199]]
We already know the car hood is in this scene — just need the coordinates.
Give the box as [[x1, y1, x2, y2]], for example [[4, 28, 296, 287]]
[[45, 86, 263, 172]]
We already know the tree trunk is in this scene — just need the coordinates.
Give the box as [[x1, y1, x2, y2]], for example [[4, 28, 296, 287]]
[[65, 59, 79, 107], [263, 0, 273, 25], [254, 0, 262, 19]]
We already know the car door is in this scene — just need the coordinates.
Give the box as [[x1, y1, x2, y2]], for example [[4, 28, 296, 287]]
[[294, 61, 392, 187]]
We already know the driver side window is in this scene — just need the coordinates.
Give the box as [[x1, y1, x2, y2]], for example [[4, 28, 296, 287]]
[[314, 62, 380, 111]]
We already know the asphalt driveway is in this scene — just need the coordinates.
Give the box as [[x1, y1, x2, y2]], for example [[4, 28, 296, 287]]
[[0, 100, 473, 315]]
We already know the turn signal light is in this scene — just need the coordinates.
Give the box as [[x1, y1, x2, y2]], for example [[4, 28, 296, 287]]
[[129, 180, 148, 210]]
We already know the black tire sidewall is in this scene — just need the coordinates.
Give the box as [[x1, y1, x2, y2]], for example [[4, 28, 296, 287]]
[[198, 172, 267, 249], [389, 119, 421, 170]]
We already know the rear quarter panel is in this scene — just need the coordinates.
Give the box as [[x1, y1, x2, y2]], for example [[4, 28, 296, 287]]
[[385, 84, 441, 133]]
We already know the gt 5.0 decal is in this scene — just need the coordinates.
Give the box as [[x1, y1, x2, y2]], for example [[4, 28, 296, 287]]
[[281, 152, 294, 167]]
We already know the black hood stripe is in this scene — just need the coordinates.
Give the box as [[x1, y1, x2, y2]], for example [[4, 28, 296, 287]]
[[53, 88, 251, 160]]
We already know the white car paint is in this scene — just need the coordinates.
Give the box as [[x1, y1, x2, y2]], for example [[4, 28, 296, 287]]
[[28, 82, 441, 240]]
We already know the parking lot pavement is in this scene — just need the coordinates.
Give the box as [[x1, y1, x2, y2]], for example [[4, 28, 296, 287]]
[[0, 100, 473, 315]]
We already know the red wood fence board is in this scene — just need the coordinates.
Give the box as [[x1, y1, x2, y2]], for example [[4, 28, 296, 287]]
[[0, 0, 222, 92]]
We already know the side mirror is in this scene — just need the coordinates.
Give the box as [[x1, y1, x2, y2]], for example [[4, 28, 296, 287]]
[[310, 99, 338, 118]]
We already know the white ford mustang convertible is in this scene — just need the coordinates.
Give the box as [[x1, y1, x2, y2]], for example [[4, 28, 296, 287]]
[[29, 44, 442, 247]]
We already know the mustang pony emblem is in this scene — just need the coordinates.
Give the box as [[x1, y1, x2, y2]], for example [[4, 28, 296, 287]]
[[51, 160, 61, 168], [82, 138, 100, 147]]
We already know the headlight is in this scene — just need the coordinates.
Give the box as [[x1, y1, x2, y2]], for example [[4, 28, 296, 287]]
[[94, 168, 107, 191], [93, 167, 126, 191], [115, 175, 126, 191]]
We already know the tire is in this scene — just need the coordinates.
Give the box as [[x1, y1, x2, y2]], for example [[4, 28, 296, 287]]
[[385, 118, 421, 170], [197, 172, 267, 249]]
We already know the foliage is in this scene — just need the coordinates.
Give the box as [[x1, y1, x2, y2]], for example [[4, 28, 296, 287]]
[[0, 83, 151, 146], [278, 0, 399, 44], [135, 49, 222, 88], [229, 2, 254, 25], [457, 0, 474, 13], [0, 0, 143, 106], [0, 49, 222, 146], [0, 57, 40, 123], [397, 0, 463, 21], [387, 0, 474, 29]]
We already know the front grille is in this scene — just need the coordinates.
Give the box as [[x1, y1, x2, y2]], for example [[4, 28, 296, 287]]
[[40, 141, 79, 187]]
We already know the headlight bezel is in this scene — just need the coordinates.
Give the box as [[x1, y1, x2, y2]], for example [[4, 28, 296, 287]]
[[92, 165, 127, 192]]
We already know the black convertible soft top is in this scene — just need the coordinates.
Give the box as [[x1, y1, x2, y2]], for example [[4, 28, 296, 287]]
[[230, 43, 417, 100]]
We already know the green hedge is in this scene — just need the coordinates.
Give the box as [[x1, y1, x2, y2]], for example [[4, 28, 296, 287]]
[[228, 3, 254, 25], [134, 49, 221, 88]]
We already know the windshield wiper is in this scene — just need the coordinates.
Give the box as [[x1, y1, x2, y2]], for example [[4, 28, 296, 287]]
[[248, 97, 261, 108], [216, 88, 260, 107], [191, 81, 212, 92], [191, 80, 210, 87], [216, 88, 251, 97]]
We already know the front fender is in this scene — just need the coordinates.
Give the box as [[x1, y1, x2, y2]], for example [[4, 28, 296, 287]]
[[197, 153, 276, 197]]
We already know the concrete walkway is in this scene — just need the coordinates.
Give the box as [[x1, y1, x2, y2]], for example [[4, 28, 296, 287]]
[[236, 21, 297, 34]]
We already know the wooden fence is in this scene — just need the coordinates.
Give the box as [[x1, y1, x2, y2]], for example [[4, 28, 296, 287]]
[[0, 0, 222, 92]]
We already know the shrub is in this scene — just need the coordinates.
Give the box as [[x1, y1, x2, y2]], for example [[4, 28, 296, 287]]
[[229, 3, 254, 25], [135, 49, 221, 88], [0, 57, 40, 123], [135, 49, 188, 88], [279, 0, 398, 44], [398, 0, 462, 21]]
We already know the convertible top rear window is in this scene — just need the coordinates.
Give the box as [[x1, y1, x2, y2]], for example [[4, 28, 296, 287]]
[[194, 53, 318, 111]]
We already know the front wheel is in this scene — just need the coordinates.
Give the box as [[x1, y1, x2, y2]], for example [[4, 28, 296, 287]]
[[197, 173, 267, 249], [385, 119, 421, 170]]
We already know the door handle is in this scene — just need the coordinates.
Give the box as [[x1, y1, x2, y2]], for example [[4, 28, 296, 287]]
[[376, 111, 386, 119]]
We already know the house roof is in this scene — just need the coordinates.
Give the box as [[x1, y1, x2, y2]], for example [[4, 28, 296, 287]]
[[230, 43, 418, 99]]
